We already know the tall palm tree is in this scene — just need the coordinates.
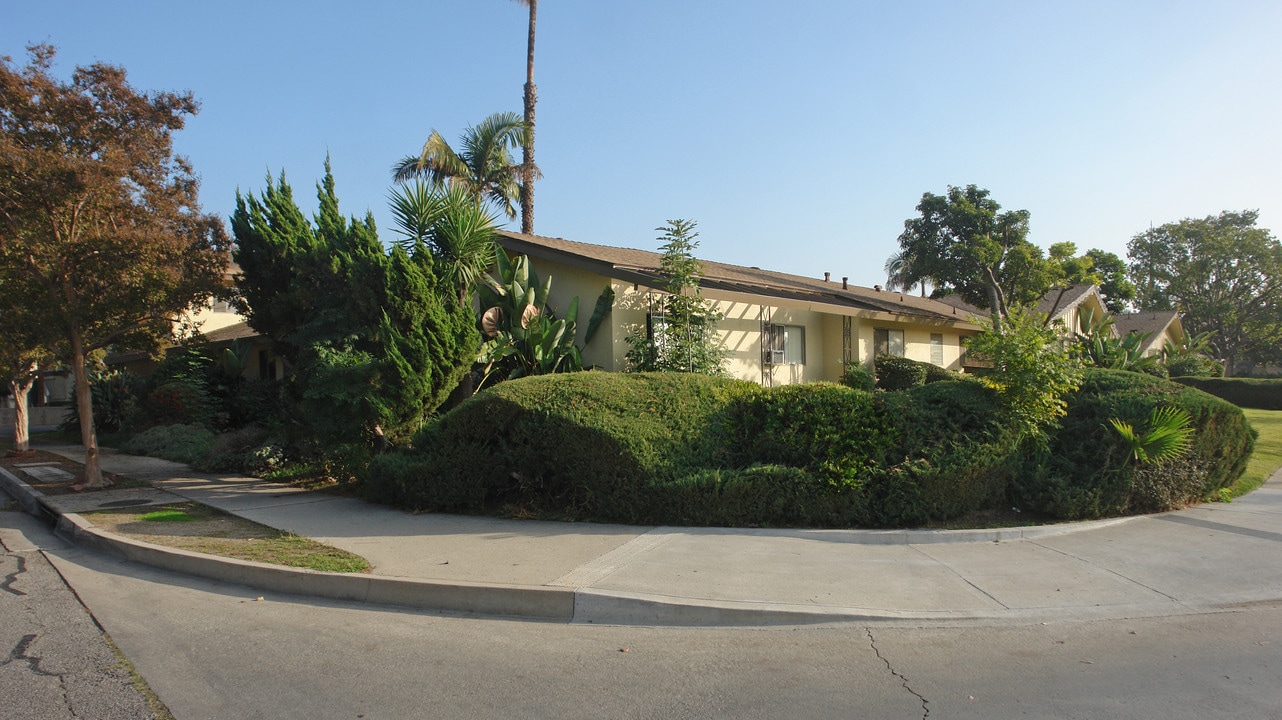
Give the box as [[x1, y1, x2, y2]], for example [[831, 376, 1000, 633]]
[[513, 0, 538, 235], [388, 180, 499, 304], [392, 112, 537, 222]]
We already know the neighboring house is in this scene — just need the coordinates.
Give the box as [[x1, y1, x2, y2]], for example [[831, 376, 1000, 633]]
[[1034, 283, 1108, 338], [1113, 311, 1184, 357], [494, 231, 983, 386]]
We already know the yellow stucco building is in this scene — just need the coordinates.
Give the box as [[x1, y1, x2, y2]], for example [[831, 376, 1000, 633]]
[[495, 231, 983, 386]]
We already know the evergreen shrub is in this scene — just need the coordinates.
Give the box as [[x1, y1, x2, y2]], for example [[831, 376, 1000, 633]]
[[1016, 369, 1255, 519], [364, 373, 1017, 528], [1166, 355, 1223, 378], [875, 355, 927, 391], [122, 423, 215, 464], [878, 381, 1016, 523], [1170, 376, 1282, 410], [839, 362, 875, 392]]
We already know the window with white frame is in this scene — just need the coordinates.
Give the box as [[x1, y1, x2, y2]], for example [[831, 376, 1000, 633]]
[[764, 324, 805, 365], [873, 328, 905, 357], [930, 333, 944, 366]]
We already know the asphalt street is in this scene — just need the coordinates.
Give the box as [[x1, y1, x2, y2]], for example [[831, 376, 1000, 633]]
[[0, 498, 160, 720], [32, 528, 1282, 720]]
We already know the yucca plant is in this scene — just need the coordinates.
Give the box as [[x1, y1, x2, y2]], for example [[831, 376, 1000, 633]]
[[1108, 406, 1194, 465]]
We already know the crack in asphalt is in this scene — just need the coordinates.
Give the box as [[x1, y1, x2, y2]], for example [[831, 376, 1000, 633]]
[[4, 633, 60, 677], [2, 553, 28, 596], [867, 627, 929, 719]]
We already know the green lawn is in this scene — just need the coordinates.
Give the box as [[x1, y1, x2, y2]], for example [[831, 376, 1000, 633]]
[[1231, 409, 1282, 498]]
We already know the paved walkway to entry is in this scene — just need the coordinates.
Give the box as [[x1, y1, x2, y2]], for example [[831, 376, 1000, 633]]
[[5, 442, 1282, 625]]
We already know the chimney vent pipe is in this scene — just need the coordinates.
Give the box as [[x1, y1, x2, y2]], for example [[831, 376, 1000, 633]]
[[842, 277, 848, 290]]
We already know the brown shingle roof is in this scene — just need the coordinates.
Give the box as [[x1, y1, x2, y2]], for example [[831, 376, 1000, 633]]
[[1113, 311, 1179, 340], [1034, 284, 1101, 322], [495, 231, 979, 325]]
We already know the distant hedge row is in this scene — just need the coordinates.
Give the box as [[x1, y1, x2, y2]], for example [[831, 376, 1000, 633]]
[[362, 369, 1254, 527], [1170, 376, 1282, 411]]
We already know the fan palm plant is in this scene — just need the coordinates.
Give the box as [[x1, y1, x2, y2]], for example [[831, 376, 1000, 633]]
[[1108, 406, 1195, 465]]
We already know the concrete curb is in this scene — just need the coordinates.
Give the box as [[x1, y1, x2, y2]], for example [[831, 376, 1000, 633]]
[[3, 466, 575, 620], [8, 462, 1276, 627], [54, 511, 576, 621]]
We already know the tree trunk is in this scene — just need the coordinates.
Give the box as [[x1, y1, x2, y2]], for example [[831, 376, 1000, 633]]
[[519, 0, 537, 235], [68, 329, 108, 488], [8, 365, 37, 453]]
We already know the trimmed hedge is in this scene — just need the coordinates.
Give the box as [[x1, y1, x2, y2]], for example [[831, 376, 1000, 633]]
[[1016, 369, 1255, 519], [363, 373, 1013, 527], [362, 369, 1255, 528], [874, 355, 927, 391], [1166, 355, 1223, 378], [1170, 376, 1282, 410]]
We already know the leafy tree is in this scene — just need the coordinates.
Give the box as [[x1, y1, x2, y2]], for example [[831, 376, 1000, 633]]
[[512, 0, 539, 234], [1127, 210, 1282, 374], [0, 45, 227, 486], [232, 162, 476, 452], [1085, 249, 1136, 313], [965, 305, 1083, 441], [896, 185, 1055, 325], [391, 112, 538, 223], [0, 269, 59, 452], [625, 220, 726, 375], [1046, 243, 1136, 313]]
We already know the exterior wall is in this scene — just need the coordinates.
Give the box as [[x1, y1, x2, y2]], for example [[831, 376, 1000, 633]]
[[183, 299, 244, 335], [850, 319, 968, 371], [521, 253, 977, 387], [519, 259, 619, 370]]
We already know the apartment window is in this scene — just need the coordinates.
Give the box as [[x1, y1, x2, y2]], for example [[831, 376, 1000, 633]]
[[874, 328, 905, 357], [258, 350, 276, 381], [930, 333, 944, 366], [764, 324, 805, 365]]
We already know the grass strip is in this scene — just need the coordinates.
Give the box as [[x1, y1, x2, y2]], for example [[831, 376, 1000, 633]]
[[1231, 409, 1282, 498], [85, 502, 370, 573]]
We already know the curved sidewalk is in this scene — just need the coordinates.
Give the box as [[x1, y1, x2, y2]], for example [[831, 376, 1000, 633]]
[[4, 444, 1282, 626]]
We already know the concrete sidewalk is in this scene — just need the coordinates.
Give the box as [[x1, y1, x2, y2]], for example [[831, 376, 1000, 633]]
[[5, 443, 1282, 626]]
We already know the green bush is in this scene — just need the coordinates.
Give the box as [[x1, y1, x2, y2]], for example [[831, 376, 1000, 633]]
[[839, 362, 875, 392], [875, 355, 927, 391], [878, 381, 1017, 523], [1170, 376, 1282, 410], [1166, 355, 1224, 378], [192, 425, 272, 473], [145, 380, 214, 428], [1015, 369, 1255, 519], [364, 373, 1020, 528], [59, 370, 148, 434], [922, 362, 963, 384], [365, 372, 750, 518], [722, 383, 898, 488], [122, 424, 216, 465]]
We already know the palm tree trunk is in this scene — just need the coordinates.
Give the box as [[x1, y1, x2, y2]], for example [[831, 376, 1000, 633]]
[[519, 0, 537, 235]]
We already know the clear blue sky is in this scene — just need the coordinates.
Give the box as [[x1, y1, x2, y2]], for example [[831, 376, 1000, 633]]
[[8, 1, 1282, 288]]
